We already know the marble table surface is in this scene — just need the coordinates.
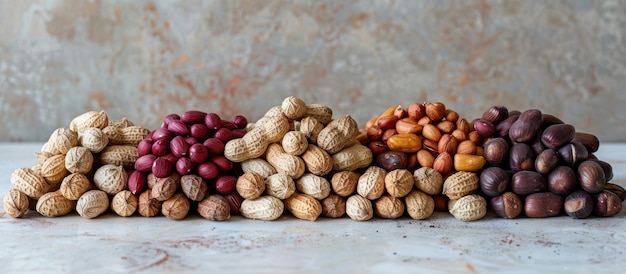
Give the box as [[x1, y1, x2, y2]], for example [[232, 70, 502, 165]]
[[1, 143, 625, 274]]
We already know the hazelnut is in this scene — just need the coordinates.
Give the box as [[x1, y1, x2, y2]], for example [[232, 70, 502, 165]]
[[509, 143, 535, 171], [376, 151, 407, 172], [564, 190, 593, 219], [578, 160, 605, 193], [479, 167, 509, 197], [425, 102, 446, 121], [482, 106, 508, 124], [535, 148, 560, 174], [547, 166, 577, 196], [490, 192, 522, 219], [593, 190, 622, 217]]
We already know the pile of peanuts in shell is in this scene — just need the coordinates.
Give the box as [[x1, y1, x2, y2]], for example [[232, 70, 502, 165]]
[[3, 111, 150, 218], [2, 97, 623, 222]]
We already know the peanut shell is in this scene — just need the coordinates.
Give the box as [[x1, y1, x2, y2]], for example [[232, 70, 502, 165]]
[[151, 173, 181, 201], [41, 154, 68, 184], [78, 128, 109, 153], [285, 193, 322, 221], [299, 116, 324, 143], [443, 171, 479, 200], [110, 190, 138, 217], [198, 195, 231, 221], [241, 158, 277, 179], [138, 191, 161, 217], [181, 175, 208, 201], [357, 166, 386, 200], [449, 194, 487, 222], [48, 128, 78, 154], [60, 173, 92, 200], [332, 144, 373, 171], [296, 173, 331, 200], [70, 110, 108, 132], [93, 164, 128, 195], [281, 96, 308, 121], [76, 190, 109, 219], [10, 167, 49, 199], [161, 193, 190, 220], [330, 171, 360, 197], [384, 169, 414, 198], [3, 189, 30, 218], [345, 194, 373, 221], [266, 143, 305, 179], [36, 191, 74, 217], [405, 190, 435, 220], [374, 194, 405, 219], [236, 172, 266, 200], [282, 131, 309, 156], [265, 173, 296, 200], [305, 104, 333, 125], [65, 146, 94, 174], [99, 145, 138, 169], [240, 195, 284, 221], [321, 194, 346, 218], [301, 144, 333, 176], [413, 167, 444, 195]]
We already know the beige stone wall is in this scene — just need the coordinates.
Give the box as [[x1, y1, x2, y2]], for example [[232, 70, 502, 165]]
[[1, 0, 625, 141]]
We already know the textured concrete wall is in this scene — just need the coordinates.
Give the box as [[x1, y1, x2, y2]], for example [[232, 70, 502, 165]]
[[1, 0, 625, 142]]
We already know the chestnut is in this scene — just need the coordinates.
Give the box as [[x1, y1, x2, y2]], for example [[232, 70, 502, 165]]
[[511, 171, 547, 195], [524, 192, 563, 218], [578, 160, 606, 193], [482, 106, 509, 125], [593, 190, 622, 217], [376, 151, 407, 172], [541, 124, 575, 149], [495, 114, 519, 139], [509, 143, 535, 171], [603, 183, 625, 202], [509, 109, 543, 143], [474, 119, 496, 137], [480, 167, 510, 197], [483, 138, 509, 167], [535, 148, 560, 174], [558, 142, 588, 166], [547, 166, 577, 196], [564, 190, 593, 219], [491, 192, 522, 219], [572, 132, 600, 153]]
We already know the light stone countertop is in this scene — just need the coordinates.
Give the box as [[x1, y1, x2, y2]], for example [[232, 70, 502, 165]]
[[1, 143, 625, 274]]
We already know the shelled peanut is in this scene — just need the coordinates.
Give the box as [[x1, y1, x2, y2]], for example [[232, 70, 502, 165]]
[[361, 102, 485, 175], [3, 111, 149, 219], [226, 96, 373, 221], [475, 106, 623, 219], [129, 111, 250, 220]]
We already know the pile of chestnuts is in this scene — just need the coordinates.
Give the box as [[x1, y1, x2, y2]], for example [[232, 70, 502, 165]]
[[473, 106, 623, 219]]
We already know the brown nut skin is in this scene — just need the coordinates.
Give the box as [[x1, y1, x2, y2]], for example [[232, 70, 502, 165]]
[[558, 142, 589, 167], [535, 149, 560, 174], [541, 124, 575, 149], [509, 109, 543, 143], [432, 194, 449, 212], [368, 141, 390, 155], [376, 151, 407, 172], [483, 138, 509, 168], [480, 167, 510, 197], [572, 132, 600, 153], [224, 192, 244, 215], [603, 183, 625, 202], [593, 160, 613, 182], [511, 171, 547, 196], [540, 113, 564, 128], [578, 160, 606, 194], [473, 119, 496, 137], [482, 106, 508, 125], [495, 114, 519, 140], [593, 190, 622, 217], [524, 192, 563, 218], [547, 166, 577, 196], [491, 192, 522, 219], [564, 190, 593, 219], [509, 143, 535, 172]]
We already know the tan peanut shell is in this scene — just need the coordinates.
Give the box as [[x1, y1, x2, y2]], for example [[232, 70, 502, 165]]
[[224, 115, 289, 162], [285, 193, 323, 221], [374, 194, 405, 219], [241, 158, 277, 179], [296, 173, 331, 200], [102, 126, 124, 145], [442, 171, 479, 200], [384, 169, 414, 198], [449, 194, 487, 222], [346, 194, 373, 221], [34, 151, 52, 166], [301, 144, 333, 176], [413, 167, 444, 195], [138, 191, 161, 217], [357, 166, 386, 200], [181, 175, 208, 201], [282, 131, 309, 156], [108, 117, 134, 128], [76, 190, 109, 219], [332, 144, 373, 171], [265, 173, 296, 200], [36, 191, 74, 217], [321, 194, 346, 218], [70, 110, 108, 132], [240, 195, 284, 221], [305, 104, 333, 125], [3, 189, 30, 218], [236, 172, 266, 200], [93, 164, 128, 195], [299, 116, 324, 143], [161, 193, 190, 220], [111, 190, 138, 217], [65, 146, 94, 174], [281, 96, 308, 121], [100, 145, 138, 168], [47, 128, 78, 154], [266, 143, 305, 179], [317, 115, 359, 154], [60, 173, 92, 200], [198, 195, 231, 221], [330, 171, 360, 197], [151, 173, 181, 201], [120, 126, 151, 146], [41, 141, 57, 155], [10, 167, 49, 199], [78, 128, 109, 153], [41, 154, 68, 184], [257, 114, 290, 143], [405, 190, 435, 220]]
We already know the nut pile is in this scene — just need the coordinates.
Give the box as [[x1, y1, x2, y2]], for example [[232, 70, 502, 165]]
[[3, 111, 149, 218], [225, 96, 374, 221], [360, 102, 486, 176], [475, 106, 623, 218], [130, 111, 250, 220]]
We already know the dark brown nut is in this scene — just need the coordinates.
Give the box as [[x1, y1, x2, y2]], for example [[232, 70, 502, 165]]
[[593, 160, 613, 182], [578, 160, 606, 193], [162, 193, 190, 220], [509, 110, 522, 116], [529, 137, 546, 156], [511, 171, 546, 195], [524, 192, 563, 218], [376, 151, 408, 172], [547, 166, 577, 196], [368, 141, 390, 155], [603, 183, 625, 201], [198, 195, 231, 221], [377, 115, 399, 131], [374, 194, 405, 219], [541, 124, 575, 149], [224, 192, 243, 215], [480, 167, 509, 197], [482, 106, 508, 125], [541, 113, 564, 128], [572, 132, 599, 153], [432, 194, 448, 212], [495, 114, 519, 139], [473, 119, 496, 137], [367, 125, 383, 141], [321, 194, 346, 218], [181, 174, 208, 201], [509, 109, 543, 143], [558, 142, 588, 166], [593, 190, 622, 217], [491, 192, 522, 219], [483, 138, 509, 167], [564, 190, 593, 219], [535, 148, 560, 174], [509, 143, 535, 171]]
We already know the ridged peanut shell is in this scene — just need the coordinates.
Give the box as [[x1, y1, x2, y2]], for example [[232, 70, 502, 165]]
[[110, 190, 138, 217], [413, 167, 443, 195], [330, 171, 360, 197], [236, 172, 266, 200], [108, 117, 134, 128], [265, 173, 296, 200], [240, 195, 284, 221], [281, 96, 308, 121], [296, 173, 331, 200], [405, 190, 435, 220], [70, 110, 108, 132], [357, 166, 386, 200], [374, 194, 405, 219], [10, 167, 49, 199], [317, 115, 359, 154], [306, 104, 333, 125], [48, 128, 78, 154], [443, 171, 479, 200], [60, 173, 92, 200], [65, 146, 94, 174], [151, 173, 181, 201], [93, 164, 128, 195], [42, 154, 68, 184], [266, 143, 305, 179], [449, 194, 487, 222], [282, 131, 309, 156], [345, 194, 374, 221], [321, 194, 346, 218], [3, 189, 30, 218], [76, 190, 109, 219], [241, 158, 276, 178], [198, 195, 231, 221], [301, 144, 333, 176], [120, 126, 151, 146], [78, 128, 109, 153], [285, 193, 322, 221], [299, 116, 324, 143], [384, 169, 414, 198], [332, 144, 373, 171], [100, 145, 138, 168], [161, 193, 190, 220], [36, 191, 75, 217]]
